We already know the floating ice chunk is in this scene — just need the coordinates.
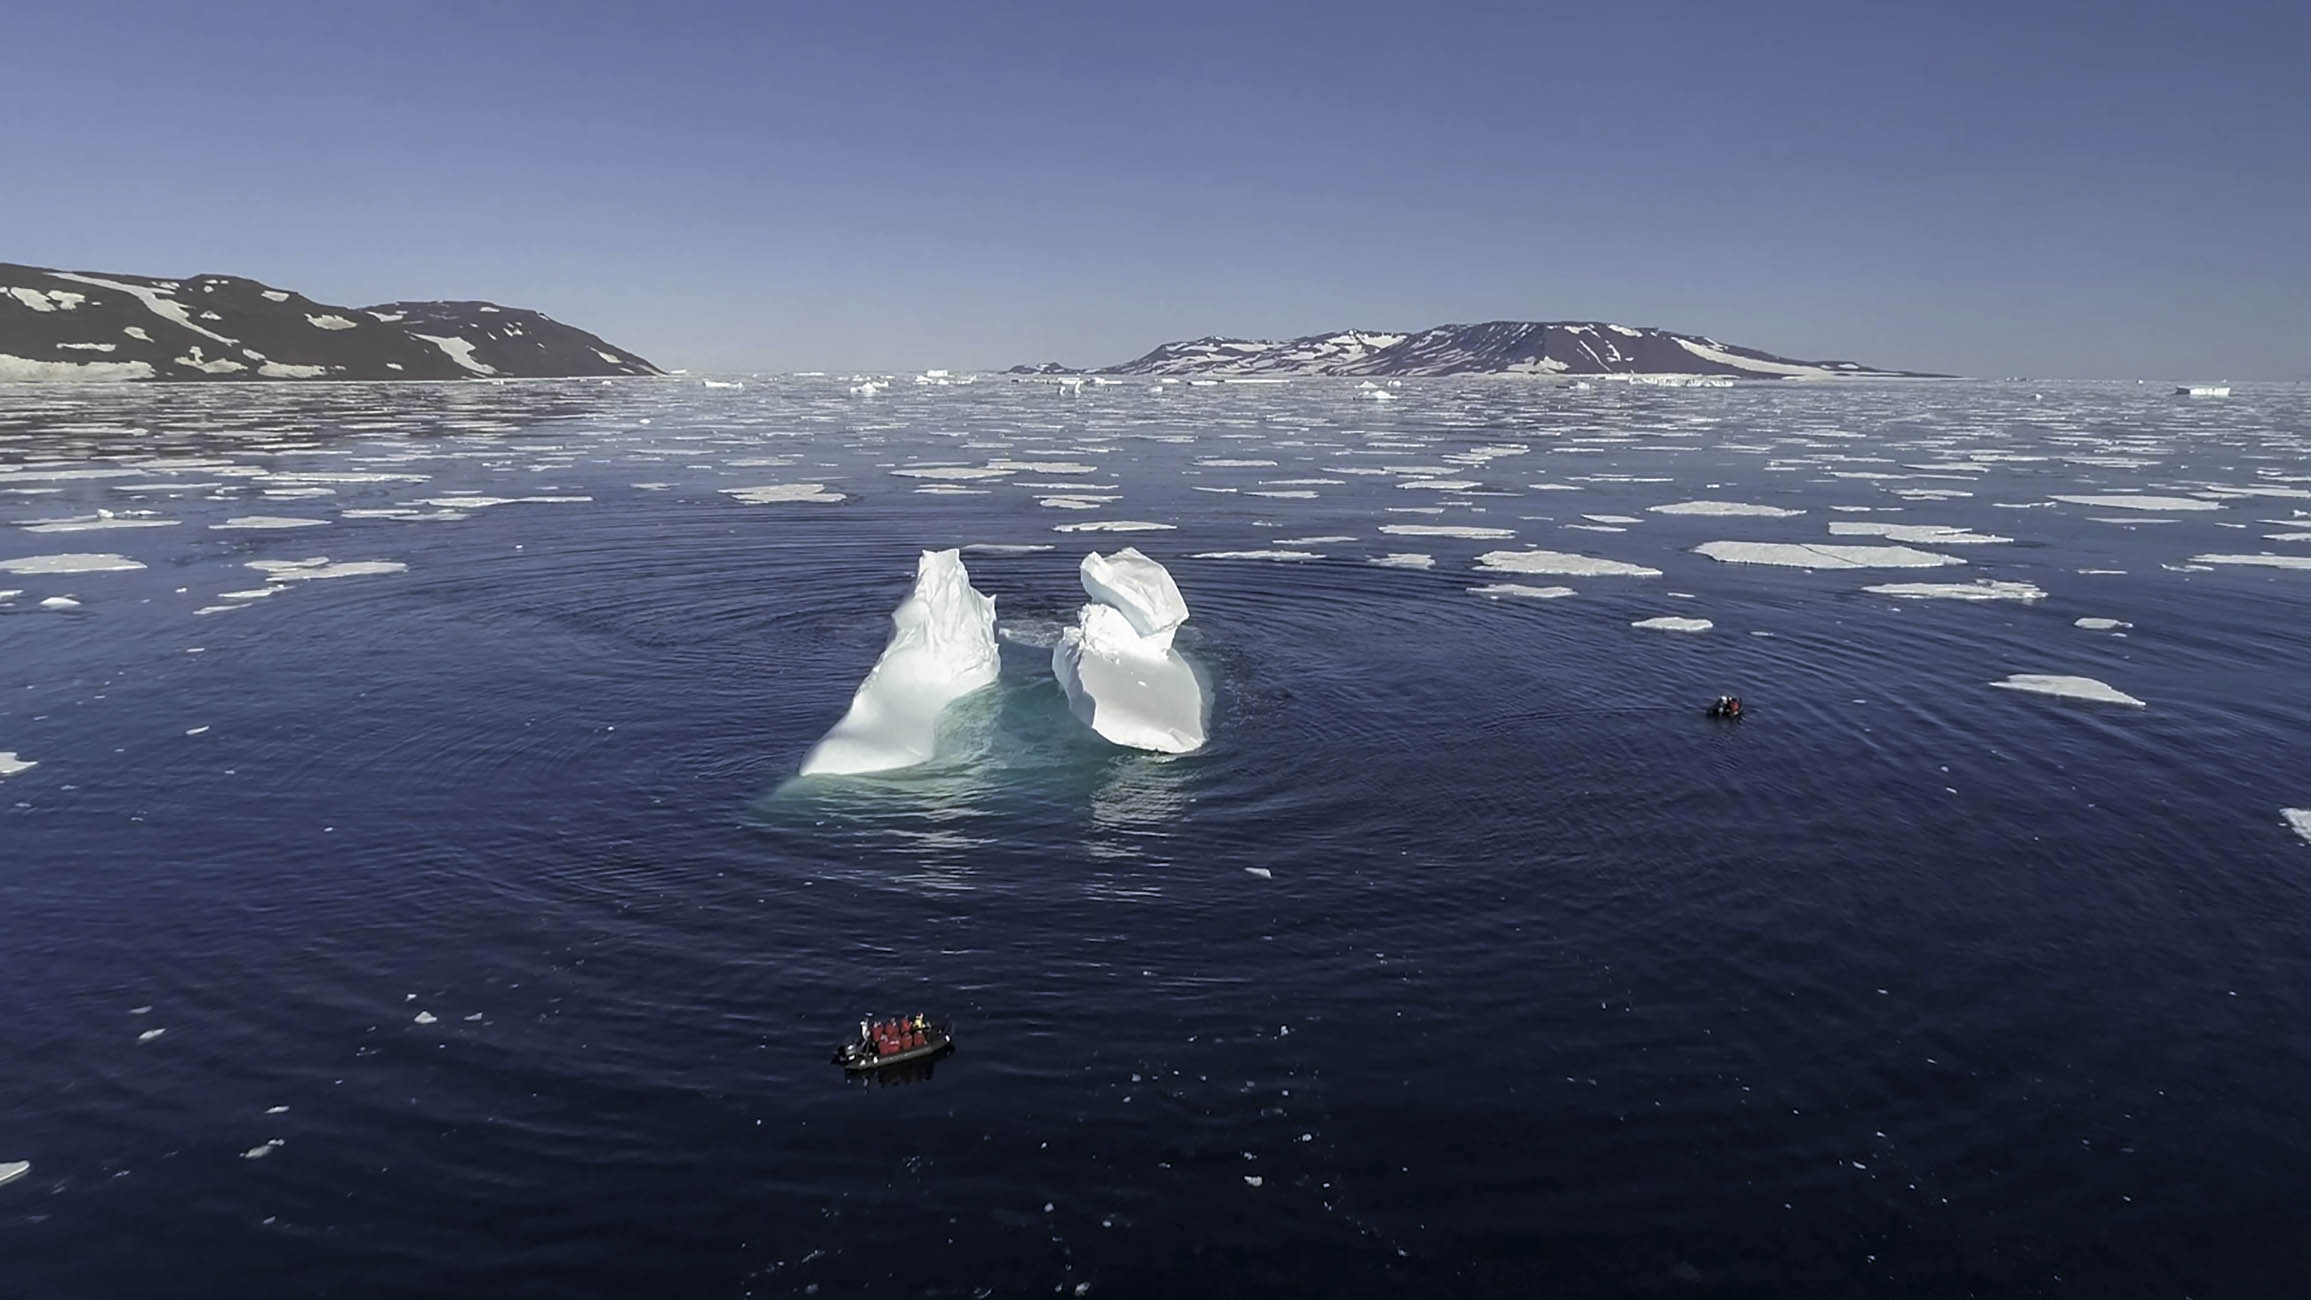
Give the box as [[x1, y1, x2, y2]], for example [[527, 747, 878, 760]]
[[1584, 514, 1642, 525], [2189, 553, 2311, 570], [893, 465, 1013, 480], [1864, 580, 2046, 601], [1054, 552, 1206, 754], [2074, 617, 2131, 630], [138, 1027, 165, 1042], [1278, 536, 1357, 545], [1475, 549, 1660, 578], [2285, 809, 2311, 845], [1694, 541, 1962, 570], [211, 516, 330, 530], [1245, 866, 1273, 879], [19, 512, 178, 533], [798, 549, 999, 776], [0, 553, 145, 574], [1054, 520, 1175, 533], [1038, 496, 1117, 510], [413, 1011, 438, 1025], [1648, 500, 1804, 517], [1371, 553, 1434, 569], [2049, 494, 2221, 512], [0, 1161, 29, 1187], [0, 752, 35, 778], [1829, 522, 2011, 545], [960, 543, 1055, 554], [1989, 674, 2146, 708], [1468, 583, 1574, 600], [1079, 548, 1189, 646], [1193, 550, 1320, 561], [1632, 616, 1712, 632], [1379, 524, 1515, 540], [39, 595, 80, 610], [1198, 459, 1276, 468], [248, 557, 407, 582], [723, 484, 845, 504], [241, 1140, 285, 1159]]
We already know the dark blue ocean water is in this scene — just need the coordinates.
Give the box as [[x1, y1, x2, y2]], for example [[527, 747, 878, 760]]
[[3, 377, 2308, 1298]]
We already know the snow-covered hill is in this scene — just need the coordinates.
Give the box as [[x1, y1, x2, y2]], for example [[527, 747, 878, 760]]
[[0, 263, 659, 381], [1026, 321, 1938, 379]]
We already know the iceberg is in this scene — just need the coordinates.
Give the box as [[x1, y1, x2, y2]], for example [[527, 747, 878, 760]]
[[2285, 809, 2311, 845], [797, 549, 1000, 776], [1053, 548, 1207, 754]]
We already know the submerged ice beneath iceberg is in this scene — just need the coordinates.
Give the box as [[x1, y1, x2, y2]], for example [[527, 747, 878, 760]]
[[798, 549, 999, 776], [1054, 548, 1207, 754]]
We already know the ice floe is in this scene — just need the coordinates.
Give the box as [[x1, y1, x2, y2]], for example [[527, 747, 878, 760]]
[[1828, 522, 2011, 545], [1632, 616, 1713, 632], [246, 557, 408, 582], [2285, 809, 2311, 845], [1468, 583, 1575, 600], [1379, 524, 1516, 540], [1648, 500, 1804, 517], [1475, 549, 1659, 577], [1694, 541, 1962, 570], [798, 549, 999, 777], [0, 1161, 28, 1188], [18, 511, 178, 533], [2189, 553, 2311, 570], [211, 516, 330, 530], [723, 484, 846, 504], [0, 753, 36, 778], [1989, 674, 2146, 707], [1053, 520, 1175, 533], [1863, 580, 2046, 601], [1054, 550, 1206, 754], [0, 553, 146, 574], [1193, 550, 1321, 561], [2049, 494, 2221, 512], [2074, 617, 2131, 630], [1371, 553, 1435, 569]]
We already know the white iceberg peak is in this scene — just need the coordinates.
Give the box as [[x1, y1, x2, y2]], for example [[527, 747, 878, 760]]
[[1078, 547, 1189, 649], [798, 549, 999, 776]]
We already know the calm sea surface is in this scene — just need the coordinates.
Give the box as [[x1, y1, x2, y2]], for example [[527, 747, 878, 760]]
[[3, 376, 2308, 1298]]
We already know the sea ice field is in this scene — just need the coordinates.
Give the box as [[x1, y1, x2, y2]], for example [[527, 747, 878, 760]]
[[2, 374, 2308, 1298]]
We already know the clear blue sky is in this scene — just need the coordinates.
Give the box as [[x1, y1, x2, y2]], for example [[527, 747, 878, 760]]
[[6, 0, 2304, 377]]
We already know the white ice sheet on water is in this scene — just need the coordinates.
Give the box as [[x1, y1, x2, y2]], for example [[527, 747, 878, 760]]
[[2284, 809, 2311, 845], [798, 549, 999, 776], [1864, 580, 2045, 601], [1989, 674, 2146, 707], [1475, 549, 1660, 577], [1694, 541, 1962, 570]]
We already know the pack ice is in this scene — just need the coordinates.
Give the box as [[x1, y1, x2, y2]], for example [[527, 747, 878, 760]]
[[797, 549, 999, 776], [1053, 548, 1207, 754]]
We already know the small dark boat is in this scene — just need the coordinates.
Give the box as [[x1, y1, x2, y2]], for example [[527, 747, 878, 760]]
[[1706, 695, 1744, 720], [832, 1014, 954, 1073]]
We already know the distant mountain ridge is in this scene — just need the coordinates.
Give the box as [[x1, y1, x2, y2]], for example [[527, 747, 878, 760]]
[[1013, 321, 1939, 379], [0, 262, 659, 381]]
